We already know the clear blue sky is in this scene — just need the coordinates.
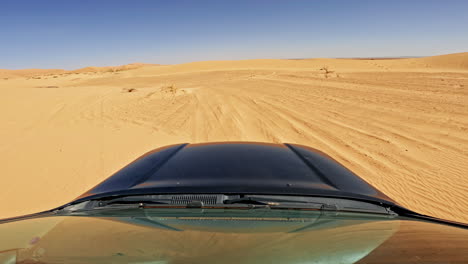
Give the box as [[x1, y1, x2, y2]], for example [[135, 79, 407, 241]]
[[2, 0, 467, 69]]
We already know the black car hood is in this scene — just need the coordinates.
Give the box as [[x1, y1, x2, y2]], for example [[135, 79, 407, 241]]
[[72, 142, 396, 206]]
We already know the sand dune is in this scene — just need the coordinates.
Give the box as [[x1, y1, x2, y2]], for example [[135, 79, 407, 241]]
[[70, 63, 159, 74], [0, 69, 66, 79], [414, 52, 468, 69], [0, 52, 467, 223], [0, 63, 157, 79]]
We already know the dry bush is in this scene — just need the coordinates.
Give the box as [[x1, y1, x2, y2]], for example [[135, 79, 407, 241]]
[[161, 84, 178, 95], [320, 66, 333, 74], [320, 66, 339, 78], [122, 88, 137, 93]]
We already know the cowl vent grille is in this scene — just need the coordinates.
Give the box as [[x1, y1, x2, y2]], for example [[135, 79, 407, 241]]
[[170, 195, 219, 205]]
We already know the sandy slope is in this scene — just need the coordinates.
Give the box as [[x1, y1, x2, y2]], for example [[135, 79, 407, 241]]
[[0, 53, 467, 223]]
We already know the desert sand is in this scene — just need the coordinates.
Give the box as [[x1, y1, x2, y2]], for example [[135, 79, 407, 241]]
[[0, 53, 467, 223]]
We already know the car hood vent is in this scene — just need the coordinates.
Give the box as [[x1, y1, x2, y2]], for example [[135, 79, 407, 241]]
[[170, 194, 221, 205]]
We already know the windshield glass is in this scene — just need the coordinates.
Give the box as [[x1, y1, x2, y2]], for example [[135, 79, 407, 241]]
[[1, 209, 467, 264]]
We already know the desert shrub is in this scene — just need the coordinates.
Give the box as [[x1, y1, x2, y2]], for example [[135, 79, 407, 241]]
[[160, 84, 178, 94], [122, 88, 137, 93], [320, 66, 333, 74]]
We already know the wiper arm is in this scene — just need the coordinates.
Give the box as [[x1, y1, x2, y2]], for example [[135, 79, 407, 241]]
[[224, 195, 396, 215], [58, 196, 172, 214], [61, 195, 317, 213], [224, 196, 325, 208], [59, 194, 396, 216], [99, 196, 171, 206]]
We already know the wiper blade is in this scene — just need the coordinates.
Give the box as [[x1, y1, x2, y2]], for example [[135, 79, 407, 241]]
[[99, 196, 171, 206], [224, 196, 325, 208], [224, 195, 395, 215], [97, 195, 325, 210], [59, 194, 396, 216]]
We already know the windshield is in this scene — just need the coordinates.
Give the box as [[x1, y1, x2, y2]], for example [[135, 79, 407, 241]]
[[1, 209, 467, 264]]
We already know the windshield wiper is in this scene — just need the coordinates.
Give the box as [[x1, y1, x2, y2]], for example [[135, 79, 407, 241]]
[[223, 196, 325, 208], [223, 195, 394, 214], [99, 196, 172, 206], [59, 194, 396, 215]]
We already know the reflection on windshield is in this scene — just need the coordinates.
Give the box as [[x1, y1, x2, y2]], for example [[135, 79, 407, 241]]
[[0, 209, 466, 264]]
